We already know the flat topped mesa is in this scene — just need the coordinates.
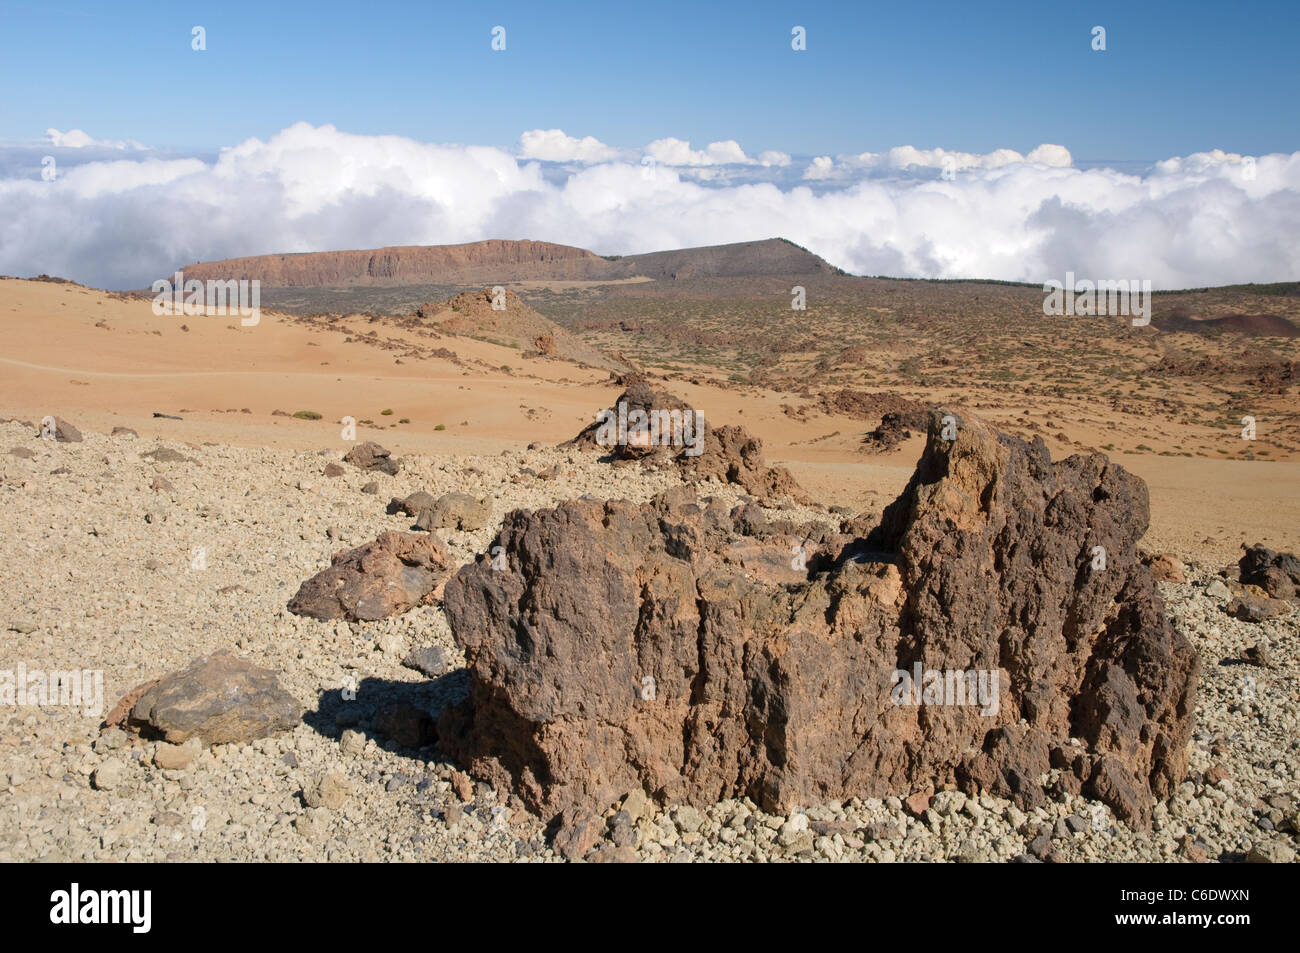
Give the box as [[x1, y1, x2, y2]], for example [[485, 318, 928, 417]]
[[439, 409, 1199, 832]]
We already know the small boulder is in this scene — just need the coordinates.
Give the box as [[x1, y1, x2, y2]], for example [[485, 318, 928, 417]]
[[386, 491, 436, 517], [1226, 594, 1283, 623], [91, 759, 126, 790], [402, 645, 448, 678], [287, 531, 450, 621], [552, 807, 602, 861], [141, 447, 191, 464], [120, 651, 301, 745], [1239, 543, 1300, 599], [426, 492, 492, 531], [343, 441, 399, 475]]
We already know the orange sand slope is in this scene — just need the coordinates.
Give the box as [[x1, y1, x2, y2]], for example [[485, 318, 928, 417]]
[[1, 278, 1296, 564]]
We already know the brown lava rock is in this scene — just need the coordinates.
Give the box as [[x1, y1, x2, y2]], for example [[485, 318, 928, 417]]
[[439, 410, 1198, 831], [287, 531, 450, 621], [343, 441, 399, 476]]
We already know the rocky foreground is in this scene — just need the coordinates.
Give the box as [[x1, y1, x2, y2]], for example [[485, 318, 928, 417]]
[[0, 416, 1296, 863]]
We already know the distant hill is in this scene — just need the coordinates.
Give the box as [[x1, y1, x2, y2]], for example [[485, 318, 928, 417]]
[[163, 237, 840, 289], [1155, 308, 1300, 338], [600, 238, 842, 281]]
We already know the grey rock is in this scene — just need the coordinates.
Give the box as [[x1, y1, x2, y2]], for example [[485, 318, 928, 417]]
[[343, 441, 399, 475], [140, 447, 191, 464], [1205, 578, 1230, 601], [1226, 595, 1282, 623], [121, 651, 302, 745], [425, 492, 492, 531], [401, 645, 448, 678]]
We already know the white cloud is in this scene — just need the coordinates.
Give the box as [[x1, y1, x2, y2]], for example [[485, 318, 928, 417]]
[[806, 143, 1075, 180], [46, 128, 145, 150], [0, 123, 1296, 291], [645, 137, 760, 166], [518, 129, 622, 163]]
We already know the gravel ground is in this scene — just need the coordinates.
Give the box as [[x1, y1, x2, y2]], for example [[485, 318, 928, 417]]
[[1, 420, 1296, 863]]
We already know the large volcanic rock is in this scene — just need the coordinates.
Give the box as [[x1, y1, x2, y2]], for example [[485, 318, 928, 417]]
[[565, 380, 808, 503], [439, 410, 1198, 830]]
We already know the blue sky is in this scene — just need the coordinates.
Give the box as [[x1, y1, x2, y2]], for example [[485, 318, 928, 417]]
[[2, 0, 1297, 160], [2, 0, 1298, 289]]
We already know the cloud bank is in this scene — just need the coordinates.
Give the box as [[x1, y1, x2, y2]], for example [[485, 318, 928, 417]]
[[0, 122, 1296, 290]]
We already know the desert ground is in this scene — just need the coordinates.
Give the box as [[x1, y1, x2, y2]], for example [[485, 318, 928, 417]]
[[1, 271, 1297, 862], [3, 277, 1297, 564]]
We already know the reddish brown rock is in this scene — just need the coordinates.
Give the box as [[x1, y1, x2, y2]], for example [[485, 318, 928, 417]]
[[820, 389, 928, 422], [103, 678, 160, 730], [439, 410, 1198, 831], [1143, 552, 1187, 583], [551, 808, 602, 861], [862, 411, 928, 453], [287, 531, 450, 621], [343, 441, 399, 476], [904, 792, 933, 817]]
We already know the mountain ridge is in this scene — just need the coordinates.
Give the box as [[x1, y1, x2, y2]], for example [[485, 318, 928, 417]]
[[162, 237, 840, 288]]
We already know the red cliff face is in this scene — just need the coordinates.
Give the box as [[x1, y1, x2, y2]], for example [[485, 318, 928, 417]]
[[172, 240, 610, 287]]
